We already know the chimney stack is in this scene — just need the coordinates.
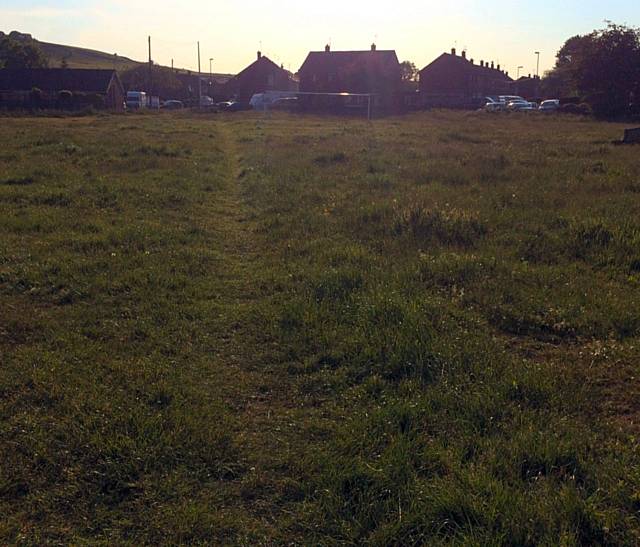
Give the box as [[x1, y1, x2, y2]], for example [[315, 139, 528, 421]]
[[480, 60, 484, 67], [257, 51, 262, 60], [451, 47, 456, 56], [491, 61, 494, 69], [325, 44, 330, 52], [461, 50, 466, 59], [470, 58, 474, 64], [497, 64, 500, 71], [371, 43, 377, 51]]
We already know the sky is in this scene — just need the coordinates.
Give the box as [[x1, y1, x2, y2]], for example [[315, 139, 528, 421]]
[[1, 0, 639, 76]]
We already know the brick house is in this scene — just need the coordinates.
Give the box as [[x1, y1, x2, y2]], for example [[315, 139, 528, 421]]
[[222, 52, 297, 104], [297, 44, 402, 113], [513, 75, 542, 100], [419, 49, 513, 108], [0, 68, 125, 110]]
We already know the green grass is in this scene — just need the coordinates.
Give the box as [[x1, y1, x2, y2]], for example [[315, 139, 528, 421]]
[[1, 110, 639, 544], [37, 40, 141, 70]]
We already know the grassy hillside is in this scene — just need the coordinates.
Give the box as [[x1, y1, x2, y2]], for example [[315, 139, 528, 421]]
[[2, 32, 232, 79], [1, 111, 639, 544], [36, 40, 141, 70], [38, 40, 233, 80]]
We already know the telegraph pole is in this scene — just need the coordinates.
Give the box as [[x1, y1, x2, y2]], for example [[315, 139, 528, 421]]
[[209, 57, 214, 99], [197, 41, 202, 106], [148, 36, 152, 95], [535, 51, 540, 78]]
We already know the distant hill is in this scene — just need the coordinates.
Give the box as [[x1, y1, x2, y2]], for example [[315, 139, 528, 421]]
[[1, 31, 232, 80], [38, 40, 141, 71], [0, 30, 140, 70]]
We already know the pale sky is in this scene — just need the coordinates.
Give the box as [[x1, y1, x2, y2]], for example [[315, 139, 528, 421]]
[[1, 0, 639, 76]]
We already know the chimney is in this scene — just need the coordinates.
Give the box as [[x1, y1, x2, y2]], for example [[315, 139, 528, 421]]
[[528, 73, 531, 79], [325, 44, 330, 52], [257, 51, 262, 60], [491, 61, 494, 69], [461, 50, 466, 59], [497, 64, 500, 71], [506, 71, 509, 77], [371, 43, 377, 51], [451, 47, 456, 56], [470, 58, 474, 65], [480, 60, 484, 67]]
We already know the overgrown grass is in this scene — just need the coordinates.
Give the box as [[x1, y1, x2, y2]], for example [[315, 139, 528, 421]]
[[1, 110, 639, 544]]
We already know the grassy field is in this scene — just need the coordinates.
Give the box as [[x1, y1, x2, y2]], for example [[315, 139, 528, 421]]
[[1, 110, 639, 545]]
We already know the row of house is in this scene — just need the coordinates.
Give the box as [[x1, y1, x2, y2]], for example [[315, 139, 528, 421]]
[[221, 45, 541, 112], [0, 45, 541, 112]]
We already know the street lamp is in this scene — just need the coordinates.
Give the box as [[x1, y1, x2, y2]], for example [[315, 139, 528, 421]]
[[517, 65, 524, 79], [534, 52, 540, 77]]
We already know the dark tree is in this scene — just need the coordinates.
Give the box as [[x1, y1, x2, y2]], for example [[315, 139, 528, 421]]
[[121, 65, 184, 99], [400, 61, 418, 82], [0, 35, 48, 69], [543, 23, 640, 117]]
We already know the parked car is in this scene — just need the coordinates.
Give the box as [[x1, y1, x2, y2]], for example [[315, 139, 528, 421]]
[[250, 92, 298, 110], [507, 100, 536, 111], [484, 97, 506, 112], [499, 95, 525, 104], [271, 97, 299, 111], [539, 99, 560, 112], [162, 100, 184, 110], [199, 95, 214, 107], [216, 101, 245, 112]]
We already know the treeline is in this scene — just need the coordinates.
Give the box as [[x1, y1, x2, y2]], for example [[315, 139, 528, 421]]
[[543, 23, 640, 118], [0, 31, 48, 69]]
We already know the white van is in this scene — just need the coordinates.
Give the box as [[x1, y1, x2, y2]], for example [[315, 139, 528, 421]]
[[250, 91, 297, 111], [126, 91, 147, 110]]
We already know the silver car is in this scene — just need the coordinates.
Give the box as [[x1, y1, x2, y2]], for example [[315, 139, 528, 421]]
[[539, 99, 560, 112]]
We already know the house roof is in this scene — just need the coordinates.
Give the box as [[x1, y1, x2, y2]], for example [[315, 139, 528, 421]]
[[227, 55, 294, 84], [298, 49, 400, 76], [0, 68, 122, 94], [420, 53, 512, 81]]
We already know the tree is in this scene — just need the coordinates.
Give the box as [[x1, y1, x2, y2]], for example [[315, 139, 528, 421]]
[[121, 64, 184, 99], [543, 23, 640, 117], [400, 61, 418, 82], [0, 35, 48, 69]]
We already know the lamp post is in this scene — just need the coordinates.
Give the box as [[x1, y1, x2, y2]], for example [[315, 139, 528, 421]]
[[535, 52, 540, 77], [517, 65, 524, 79]]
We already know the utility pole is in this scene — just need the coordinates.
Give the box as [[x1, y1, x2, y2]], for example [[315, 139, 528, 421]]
[[209, 58, 214, 99], [197, 41, 202, 106], [535, 51, 540, 78], [171, 58, 174, 71], [517, 65, 523, 79], [148, 36, 152, 95]]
